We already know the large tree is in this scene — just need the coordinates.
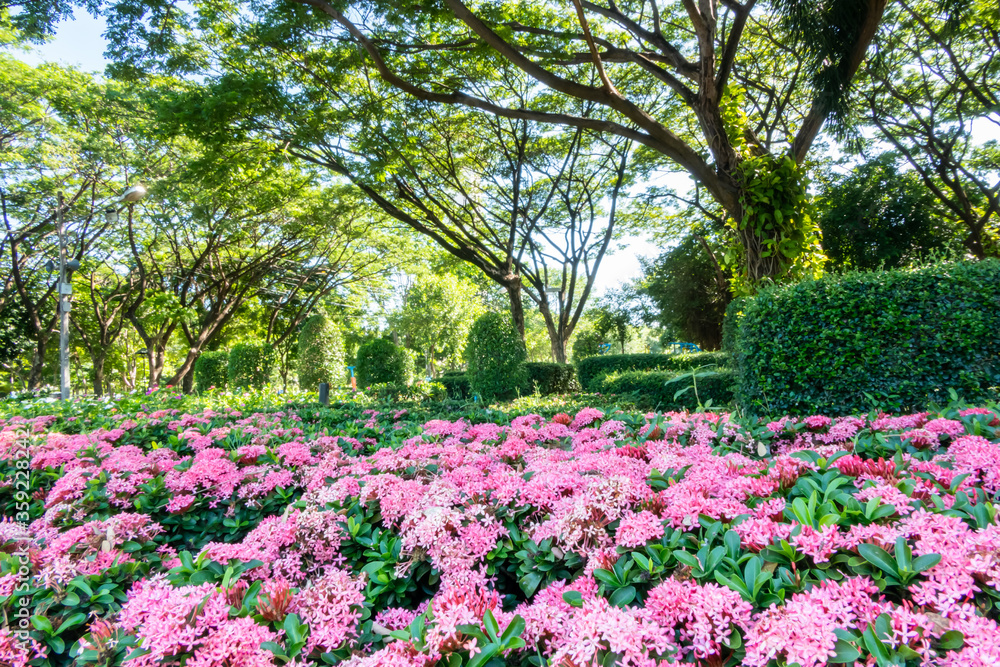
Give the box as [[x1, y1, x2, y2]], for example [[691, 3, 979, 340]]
[[86, 0, 890, 289], [857, 0, 998, 258]]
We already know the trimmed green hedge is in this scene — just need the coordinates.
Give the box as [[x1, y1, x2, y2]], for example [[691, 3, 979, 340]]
[[597, 368, 736, 411], [228, 344, 276, 390], [526, 362, 578, 395], [576, 352, 731, 391], [734, 260, 1000, 415], [297, 313, 345, 390], [367, 381, 447, 402], [466, 312, 529, 402], [440, 373, 472, 400], [355, 339, 413, 388], [194, 351, 228, 393]]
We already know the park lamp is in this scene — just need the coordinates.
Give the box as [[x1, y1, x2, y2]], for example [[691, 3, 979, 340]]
[[104, 184, 148, 223]]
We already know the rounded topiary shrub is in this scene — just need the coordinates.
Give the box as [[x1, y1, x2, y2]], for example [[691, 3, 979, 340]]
[[194, 350, 229, 393], [227, 343, 276, 390], [297, 313, 345, 390], [466, 312, 529, 402], [354, 339, 413, 388]]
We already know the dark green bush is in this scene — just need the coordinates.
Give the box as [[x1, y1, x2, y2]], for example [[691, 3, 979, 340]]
[[526, 362, 578, 395], [297, 313, 345, 390], [194, 351, 229, 393], [576, 352, 731, 391], [440, 373, 472, 400], [640, 235, 731, 350], [227, 343, 276, 389], [367, 380, 446, 402], [355, 339, 413, 388], [571, 329, 607, 364], [721, 296, 748, 354], [598, 368, 736, 411], [466, 312, 529, 402], [735, 260, 1000, 415]]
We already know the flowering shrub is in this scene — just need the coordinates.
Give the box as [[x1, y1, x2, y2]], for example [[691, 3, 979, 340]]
[[2, 390, 1000, 666]]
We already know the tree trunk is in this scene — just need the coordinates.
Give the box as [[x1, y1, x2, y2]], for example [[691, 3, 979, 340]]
[[538, 303, 568, 364], [505, 281, 526, 340], [181, 366, 195, 394], [27, 335, 50, 390], [148, 344, 167, 389], [92, 353, 106, 397]]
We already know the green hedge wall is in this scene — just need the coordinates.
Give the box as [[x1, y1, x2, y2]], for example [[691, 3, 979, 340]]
[[576, 352, 731, 391], [597, 368, 736, 411], [194, 351, 228, 393], [228, 344, 276, 390], [734, 260, 1000, 415], [355, 339, 413, 388], [526, 362, 578, 395], [440, 373, 472, 400]]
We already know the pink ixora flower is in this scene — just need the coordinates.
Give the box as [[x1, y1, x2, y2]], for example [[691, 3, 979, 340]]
[[615, 510, 665, 548]]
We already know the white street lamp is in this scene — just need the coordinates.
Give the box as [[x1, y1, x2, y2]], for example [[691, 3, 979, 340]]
[[56, 184, 148, 400]]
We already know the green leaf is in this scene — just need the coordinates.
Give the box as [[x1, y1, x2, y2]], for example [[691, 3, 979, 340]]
[[562, 591, 583, 608], [30, 615, 54, 635], [284, 613, 304, 644], [56, 613, 87, 635], [939, 630, 965, 650], [862, 625, 890, 662], [500, 614, 526, 645], [911, 553, 942, 573], [609, 586, 636, 608], [858, 543, 900, 577], [829, 638, 861, 663], [483, 609, 500, 642], [466, 643, 499, 667]]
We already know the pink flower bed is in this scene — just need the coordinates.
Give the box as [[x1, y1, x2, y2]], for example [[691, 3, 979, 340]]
[[1, 402, 1000, 666]]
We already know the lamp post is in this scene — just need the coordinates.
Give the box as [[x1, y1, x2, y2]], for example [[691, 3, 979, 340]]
[[56, 185, 147, 401]]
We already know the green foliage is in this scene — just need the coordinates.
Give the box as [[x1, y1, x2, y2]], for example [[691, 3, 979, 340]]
[[194, 351, 228, 393], [227, 344, 276, 390], [439, 373, 472, 400], [571, 329, 608, 364], [297, 313, 345, 390], [818, 155, 956, 270], [390, 273, 485, 372], [597, 368, 736, 411], [466, 312, 529, 402], [355, 339, 413, 388], [720, 86, 825, 295], [641, 236, 730, 350], [721, 297, 749, 354], [577, 352, 732, 392], [734, 260, 1000, 414], [366, 380, 447, 402], [525, 363, 578, 395]]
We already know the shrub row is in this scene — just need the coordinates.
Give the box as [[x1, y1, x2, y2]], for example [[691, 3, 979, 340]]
[[732, 260, 1000, 415], [440, 372, 472, 400], [227, 343, 276, 390], [597, 368, 736, 410], [526, 362, 578, 395], [438, 363, 577, 401], [576, 351, 731, 391]]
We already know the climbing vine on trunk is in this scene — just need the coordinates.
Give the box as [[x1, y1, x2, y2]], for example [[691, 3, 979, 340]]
[[720, 87, 826, 295]]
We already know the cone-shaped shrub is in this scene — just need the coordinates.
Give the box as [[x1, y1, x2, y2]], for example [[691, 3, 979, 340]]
[[466, 312, 529, 402], [297, 313, 345, 390]]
